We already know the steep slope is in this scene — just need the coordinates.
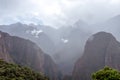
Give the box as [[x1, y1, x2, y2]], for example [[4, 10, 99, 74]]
[[72, 32, 120, 80], [0, 31, 61, 80], [0, 23, 55, 54]]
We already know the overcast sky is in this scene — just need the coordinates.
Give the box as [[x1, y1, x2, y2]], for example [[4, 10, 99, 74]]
[[0, 0, 120, 28]]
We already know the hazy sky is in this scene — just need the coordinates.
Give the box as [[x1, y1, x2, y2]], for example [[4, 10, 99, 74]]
[[0, 0, 120, 27]]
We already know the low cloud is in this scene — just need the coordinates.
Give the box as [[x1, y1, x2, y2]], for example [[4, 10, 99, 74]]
[[0, 0, 120, 27]]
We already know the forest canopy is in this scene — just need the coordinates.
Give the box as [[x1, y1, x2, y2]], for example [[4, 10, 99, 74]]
[[92, 66, 120, 80], [0, 59, 49, 80]]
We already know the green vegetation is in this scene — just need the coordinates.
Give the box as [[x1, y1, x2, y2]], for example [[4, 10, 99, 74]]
[[0, 59, 49, 80], [92, 66, 120, 80]]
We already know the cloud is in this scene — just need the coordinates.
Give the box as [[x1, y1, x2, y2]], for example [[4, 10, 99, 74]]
[[27, 29, 43, 38], [0, 0, 120, 27]]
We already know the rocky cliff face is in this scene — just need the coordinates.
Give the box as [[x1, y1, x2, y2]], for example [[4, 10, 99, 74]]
[[0, 31, 61, 80], [72, 32, 120, 80]]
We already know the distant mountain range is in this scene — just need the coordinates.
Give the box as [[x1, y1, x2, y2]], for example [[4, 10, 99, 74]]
[[0, 23, 56, 55], [0, 15, 120, 77]]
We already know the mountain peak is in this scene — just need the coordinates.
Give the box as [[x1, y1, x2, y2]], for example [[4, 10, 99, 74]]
[[111, 15, 120, 20], [87, 32, 115, 43], [106, 15, 120, 24], [11, 22, 23, 26], [94, 32, 114, 37]]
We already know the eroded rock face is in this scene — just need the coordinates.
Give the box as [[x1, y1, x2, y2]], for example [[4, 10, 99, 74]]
[[0, 32, 13, 62], [72, 32, 120, 80], [0, 31, 61, 80]]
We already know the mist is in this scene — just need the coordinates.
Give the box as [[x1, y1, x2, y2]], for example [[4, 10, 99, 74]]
[[1, 0, 120, 27], [1, 0, 120, 76]]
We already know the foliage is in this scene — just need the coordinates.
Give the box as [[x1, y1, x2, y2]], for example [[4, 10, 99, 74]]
[[92, 66, 120, 80], [0, 59, 49, 80]]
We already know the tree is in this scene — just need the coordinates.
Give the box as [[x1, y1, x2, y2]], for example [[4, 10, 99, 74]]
[[0, 59, 49, 80], [92, 66, 120, 80]]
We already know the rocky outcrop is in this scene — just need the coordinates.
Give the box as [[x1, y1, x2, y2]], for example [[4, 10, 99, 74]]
[[0, 31, 61, 80], [72, 32, 120, 80]]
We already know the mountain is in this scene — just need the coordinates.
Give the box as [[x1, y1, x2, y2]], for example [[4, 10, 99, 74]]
[[54, 20, 91, 75], [0, 23, 55, 54], [0, 31, 62, 80], [104, 15, 120, 28], [72, 32, 120, 80], [60, 15, 120, 76], [90, 15, 120, 40], [37, 24, 60, 45], [101, 15, 120, 40]]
